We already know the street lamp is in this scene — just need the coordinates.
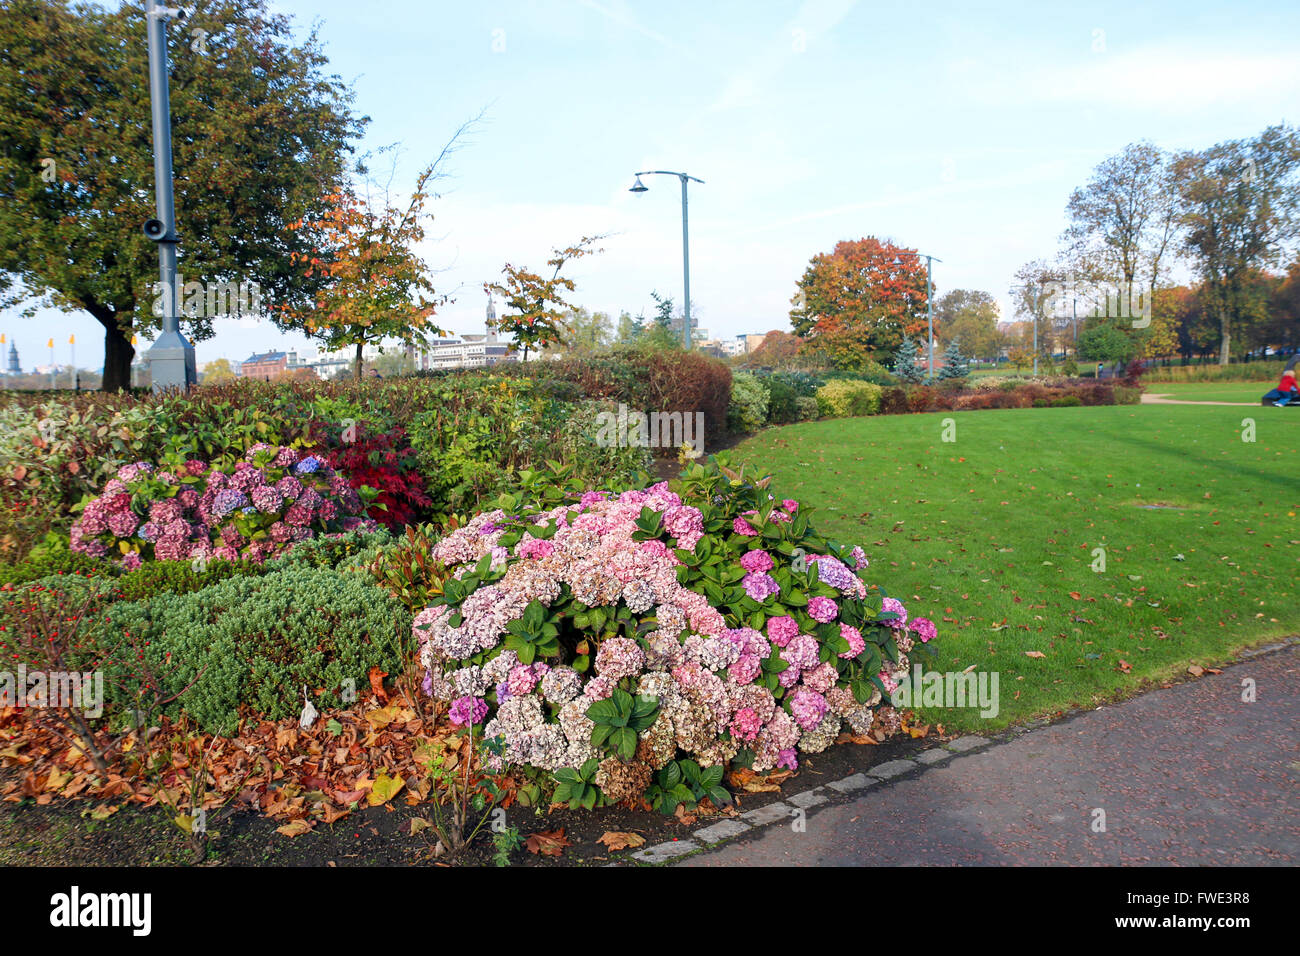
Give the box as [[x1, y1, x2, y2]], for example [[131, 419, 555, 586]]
[[895, 252, 942, 380], [142, 0, 196, 392], [629, 170, 704, 349]]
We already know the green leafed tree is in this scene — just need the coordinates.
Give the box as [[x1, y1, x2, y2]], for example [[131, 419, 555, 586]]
[[0, 0, 365, 389]]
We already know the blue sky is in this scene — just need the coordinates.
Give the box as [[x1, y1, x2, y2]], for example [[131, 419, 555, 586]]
[[5, 0, 1300, 371]]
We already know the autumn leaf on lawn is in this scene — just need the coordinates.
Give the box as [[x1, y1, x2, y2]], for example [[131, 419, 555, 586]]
[[369, 666, 390, 704], [276, 819, 315, 838], [87, 804, 119, 821], [367, 773, 404, 806], [1025, 650, 1046, 659], [1069, 591, 1082, 600], [1117, 659, 1132, 674], [598, 831, 646, 852], [525, 829, 570, 857], [1187, 664, 1205, 677]]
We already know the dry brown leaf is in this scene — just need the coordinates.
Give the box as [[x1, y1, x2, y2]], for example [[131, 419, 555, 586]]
[[276, 819, 314, 838], [1187, 664, 1205, 677], [525, 829, 570, 857], [1025, 651, 1046, 659], [597, 831, 645, 851]]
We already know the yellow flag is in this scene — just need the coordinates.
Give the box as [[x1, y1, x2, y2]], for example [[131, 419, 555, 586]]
[[69, 334, 75, 345], [0, 334, 6, 344], [47, 338, 53, 348], [132, 335, 139, 345]]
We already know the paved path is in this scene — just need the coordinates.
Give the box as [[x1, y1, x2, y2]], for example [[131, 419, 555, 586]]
[[679, 644, 1299, 866], [1141, 392, 1258, 406]]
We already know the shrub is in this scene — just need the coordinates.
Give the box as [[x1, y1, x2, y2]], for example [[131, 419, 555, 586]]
[[815, 380, 883, 418], [762, 377, 799, 425], [794, 396, 820, 421], [1049, 395, 1083, 407], [878, 387, 910, 416], [68, 444, 377, 569], [1112, 386, 1142, 405], [728, 372, 770, 432], [411, 457, 936, 811], [309, 420, 432, 530], [102, 565, 411, 734]]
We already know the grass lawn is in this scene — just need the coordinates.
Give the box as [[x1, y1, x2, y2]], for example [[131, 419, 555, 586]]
[[1144, 381, 1275, 403], [730, 404, 1299, 732]]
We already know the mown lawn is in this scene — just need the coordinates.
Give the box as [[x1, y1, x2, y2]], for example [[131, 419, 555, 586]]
[[730, 404, 1299, 732], [1144, 381, 1274, 403]]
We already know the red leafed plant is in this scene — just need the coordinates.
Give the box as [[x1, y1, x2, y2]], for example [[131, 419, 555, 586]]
[[309, 421, 432, 530]]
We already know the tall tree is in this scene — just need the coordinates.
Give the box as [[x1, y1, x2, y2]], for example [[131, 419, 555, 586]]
[[790, 237, 929, 370], [746, 330, 804, 368], [0, 0, 365, 389], [1063, 142, 1178, 303], [1172, 124, 1300, 364], [484, 236, 604, 361]]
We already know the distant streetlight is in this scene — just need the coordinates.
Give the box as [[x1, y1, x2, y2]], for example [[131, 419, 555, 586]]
[[895, 252, 942, 379], [629, 170, 704, 349]]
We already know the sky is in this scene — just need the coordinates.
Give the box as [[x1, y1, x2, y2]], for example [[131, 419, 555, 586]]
[[4, 0, 1300, 372]]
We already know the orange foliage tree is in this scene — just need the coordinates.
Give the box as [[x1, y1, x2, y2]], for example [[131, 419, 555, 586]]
[[746, 329, 804, 368], [281, 162, 449, 379], [484, 237, 604, 361], [789, 237, 930, 369]]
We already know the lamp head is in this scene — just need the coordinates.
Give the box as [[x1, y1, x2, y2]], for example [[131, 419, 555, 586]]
[[629, 175, 649, 193]]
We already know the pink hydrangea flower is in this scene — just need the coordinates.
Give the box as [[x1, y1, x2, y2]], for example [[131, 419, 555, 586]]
[[767, 615, 799, 648], [733, 516, 759, 537], [910, 617, 937, 643], [807, 596, 839, 623], [839, 624, 865, 658], [739, 550, 773, 573]]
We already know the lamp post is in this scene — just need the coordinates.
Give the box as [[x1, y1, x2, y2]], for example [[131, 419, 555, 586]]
[[894, 252, 941, 379], [142, 0, 196, 392], [629, 170, 703, 350]]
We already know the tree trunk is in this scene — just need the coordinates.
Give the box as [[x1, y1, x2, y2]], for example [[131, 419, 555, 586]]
[[89, 303, 134, 392], [1219, 309, 1231, 366], [354, 341, 363, 380]]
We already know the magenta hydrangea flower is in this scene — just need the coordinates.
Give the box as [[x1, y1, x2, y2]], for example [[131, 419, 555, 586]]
[[839, 624, 865, 658], [909, 617, 937, 643], [107, 511, 139, 537], [781, 499, 799, 512], [448, 696, 489, 727], [767, 615, 799, 648], [730, 707, 762, 742], [881, 596, 908, 628], [807, 596, 839, 623], [733, 516, 759, 537], [776, 748, 799, 771], [740, 549, 773, 573], [250, 485, 284, 514], [118, 551, 142, 571]]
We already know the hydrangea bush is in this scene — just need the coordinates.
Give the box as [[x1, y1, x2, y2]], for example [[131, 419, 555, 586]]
[[414, 456, 936, 810], [69, 444, 377, 569]]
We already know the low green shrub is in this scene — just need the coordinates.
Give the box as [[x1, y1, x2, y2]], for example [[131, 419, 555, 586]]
[[1112, 385, 1142, 405], [815, 380, 883, 418], [728, 372, 771, 432], [795, 396, 820, 421], [103, 565, 411, 734]]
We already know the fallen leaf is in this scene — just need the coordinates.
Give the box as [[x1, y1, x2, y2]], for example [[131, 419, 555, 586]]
[[525, 829, 570, 857], [1025, 651, 1046, 659], [366, 773, 404, 806], [410, 818, 432, 837], [1068, 591, 1081, 600], [276, 819, 314, 838], [1187, 664, 1204, 677], [1117, 659, 1132, 674], [368, 667, 390, 704], [598, 831, 645, 851]]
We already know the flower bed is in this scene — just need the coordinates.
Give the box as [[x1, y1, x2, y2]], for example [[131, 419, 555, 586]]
[[69, 444, 376, 569], [412, 458, 935, 811]]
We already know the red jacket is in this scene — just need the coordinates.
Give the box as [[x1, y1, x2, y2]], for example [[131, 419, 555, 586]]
[[1280, 371, 1298, 392]]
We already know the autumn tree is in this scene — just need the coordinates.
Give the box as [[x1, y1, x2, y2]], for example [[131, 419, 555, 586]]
[[934, 289, 1000, 361], [201, 357, 235, 383], [1173, 124, 1300, 364], [746, 330, 804, 368], [0, 0, 364, 390], [287, 136, 471, 378], [790, 237, 929, 370], [484, 237, 604, 361]]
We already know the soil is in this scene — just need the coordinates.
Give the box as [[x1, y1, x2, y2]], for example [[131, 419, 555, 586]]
[[0, 728, 926, 868]]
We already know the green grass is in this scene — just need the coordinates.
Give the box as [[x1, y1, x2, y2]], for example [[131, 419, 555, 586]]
[[1145, 381, 1274, 403], [731, 404, 1300, 731]]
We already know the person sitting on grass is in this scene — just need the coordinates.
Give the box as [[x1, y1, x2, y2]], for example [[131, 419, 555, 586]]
[[1264, 366, 1298, 406]]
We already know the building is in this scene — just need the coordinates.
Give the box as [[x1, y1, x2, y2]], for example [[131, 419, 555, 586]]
[[238, 350, 309, 380], [6, 341, 18, 375], [412, 296, 515, 370]]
